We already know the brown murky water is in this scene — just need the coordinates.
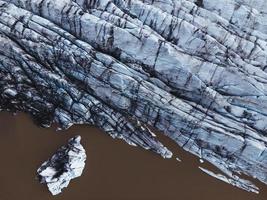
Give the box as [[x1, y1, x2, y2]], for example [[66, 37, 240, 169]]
[[0, 112, 266, 200]]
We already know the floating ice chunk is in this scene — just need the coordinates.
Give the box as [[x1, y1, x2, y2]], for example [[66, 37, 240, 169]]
[[37, 136, 86, 195]]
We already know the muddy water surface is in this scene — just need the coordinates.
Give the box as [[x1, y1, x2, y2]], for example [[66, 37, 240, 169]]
[[0, 112, 266, 200]]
